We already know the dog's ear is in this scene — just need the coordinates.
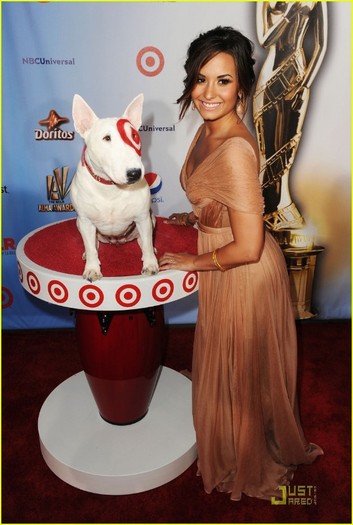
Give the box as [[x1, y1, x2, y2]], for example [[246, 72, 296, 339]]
[[72, 95, 99, 137], [123, 94, 144, 130]]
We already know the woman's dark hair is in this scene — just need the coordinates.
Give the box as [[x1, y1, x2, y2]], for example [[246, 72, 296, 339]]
[[177, 26, 256, 120]]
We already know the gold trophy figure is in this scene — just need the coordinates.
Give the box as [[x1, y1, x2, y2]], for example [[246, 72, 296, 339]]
[[253, 2, 328, 231]]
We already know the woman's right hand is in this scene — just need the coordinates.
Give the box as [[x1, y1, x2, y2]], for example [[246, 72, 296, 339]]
[[163, 212, 197, 226]]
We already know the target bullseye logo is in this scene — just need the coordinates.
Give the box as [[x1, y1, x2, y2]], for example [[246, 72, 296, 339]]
[[48, 280, 69, 304], [183, 272, 198, 293], [2, 287, 14, 309], [136, 46, 164, 77], [79, 284, 104, 308], [27, 271, 41, 295], [115, 284, 141, 308], [152, 278, 174, 302], [117, 119, 142, 156]]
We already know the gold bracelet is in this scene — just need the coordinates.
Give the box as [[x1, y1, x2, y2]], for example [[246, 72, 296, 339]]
[[212, 249, 226, 272]]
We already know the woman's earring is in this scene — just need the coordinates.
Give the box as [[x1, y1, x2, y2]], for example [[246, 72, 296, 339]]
[[191, 102, 196, 111], [235, 94, 245, 119]]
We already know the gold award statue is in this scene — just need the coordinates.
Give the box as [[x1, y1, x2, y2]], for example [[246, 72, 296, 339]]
[[253, 2, 328, 318], [253, 1, 328, 232]]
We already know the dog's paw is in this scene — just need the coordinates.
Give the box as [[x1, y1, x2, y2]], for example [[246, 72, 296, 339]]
[[83, 268, 103, 282], [141, 263, 159, 276]]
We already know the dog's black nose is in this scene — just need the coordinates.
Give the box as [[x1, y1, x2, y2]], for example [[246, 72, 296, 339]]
[[127, 168, 142, 184]]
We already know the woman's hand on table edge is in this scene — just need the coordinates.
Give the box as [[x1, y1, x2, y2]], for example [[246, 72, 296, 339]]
[[159, 252, 197, 272]]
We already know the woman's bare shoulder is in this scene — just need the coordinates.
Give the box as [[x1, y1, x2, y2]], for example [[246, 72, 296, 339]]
[[223, 130, 260, 168]]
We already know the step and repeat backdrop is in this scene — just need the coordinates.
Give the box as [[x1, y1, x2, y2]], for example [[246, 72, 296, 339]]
[[2, 1, 351, 329]]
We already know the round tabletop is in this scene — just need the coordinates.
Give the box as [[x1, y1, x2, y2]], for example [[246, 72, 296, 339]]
[[16, 217, 199, 311]]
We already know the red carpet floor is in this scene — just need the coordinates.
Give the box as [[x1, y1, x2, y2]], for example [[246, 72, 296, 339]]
[[2, 320, 351, 524]]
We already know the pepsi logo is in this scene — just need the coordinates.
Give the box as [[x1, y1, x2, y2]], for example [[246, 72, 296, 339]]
[[145, 172, 162, 194]]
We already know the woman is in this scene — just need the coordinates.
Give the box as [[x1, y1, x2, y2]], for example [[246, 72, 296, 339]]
[[159, 27, 322, 501]]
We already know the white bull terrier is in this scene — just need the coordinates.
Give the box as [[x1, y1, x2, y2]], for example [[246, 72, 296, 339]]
[[70, 94, 159, 282]]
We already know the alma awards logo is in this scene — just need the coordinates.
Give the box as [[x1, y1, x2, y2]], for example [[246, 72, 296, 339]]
[[38, 166, 74, 212]]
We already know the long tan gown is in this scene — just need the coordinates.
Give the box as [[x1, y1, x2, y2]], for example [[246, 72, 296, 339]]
[[181, 126, 323, 501]]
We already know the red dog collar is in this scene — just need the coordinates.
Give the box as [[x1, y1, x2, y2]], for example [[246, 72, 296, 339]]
[[81, 146, 116, 185]]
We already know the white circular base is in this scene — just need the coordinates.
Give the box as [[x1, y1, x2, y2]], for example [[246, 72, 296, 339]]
[[38, 367, 197, 495]]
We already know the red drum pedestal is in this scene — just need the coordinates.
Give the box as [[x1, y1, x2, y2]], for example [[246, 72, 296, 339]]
[[16, 218, 199, 494], [76, 307, 166, 425]]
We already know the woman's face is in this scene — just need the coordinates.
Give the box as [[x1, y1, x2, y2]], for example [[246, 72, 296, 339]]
[[191, 52, 240, 123]]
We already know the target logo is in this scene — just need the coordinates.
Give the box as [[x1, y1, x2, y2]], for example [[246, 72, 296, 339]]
[[48, 280, 69, 304], [79, 284, 104, 308], [2, 287, 14, 309], [27, 272, 41, 295], [117, 119, 142, 156], [183, 272, 198, 293], [136, 46, 164, 77], [115, 284, 142, 308], [152, 278, 174, 302]]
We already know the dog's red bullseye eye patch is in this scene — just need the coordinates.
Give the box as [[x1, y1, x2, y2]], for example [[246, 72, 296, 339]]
[[117, 119, 142, 156]]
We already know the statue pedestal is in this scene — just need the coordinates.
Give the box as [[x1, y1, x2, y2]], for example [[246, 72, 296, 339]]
[[16, 217, 199, 494], [282, 246, 324, 319], [271, 229, 324, 319]]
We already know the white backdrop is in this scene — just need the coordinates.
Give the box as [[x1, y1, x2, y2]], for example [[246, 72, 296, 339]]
[[2, 1, 351, 329]]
